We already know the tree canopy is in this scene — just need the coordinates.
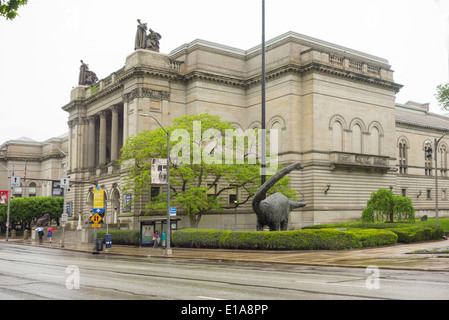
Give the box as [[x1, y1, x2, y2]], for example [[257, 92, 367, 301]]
[[362, 188, 415, 223], [0, 0, 28, 20], [436, 83, 449, 111], [0, 196, 63, 232], [119, 113, 296, 228]]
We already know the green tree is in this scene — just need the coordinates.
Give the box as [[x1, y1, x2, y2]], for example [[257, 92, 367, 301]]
[[362, 188, 415, 223], [436, 83, 449, 111], [0, 0, 28, 20], [119, 113, 296, 228], [0, 196, 63, 232]]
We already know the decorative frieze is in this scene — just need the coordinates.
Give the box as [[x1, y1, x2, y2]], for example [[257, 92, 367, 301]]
[[330, 152, 391, 172], [122, 88, 170, 104]]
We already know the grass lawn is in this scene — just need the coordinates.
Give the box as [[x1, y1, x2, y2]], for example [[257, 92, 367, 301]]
[[417, 218, 449, 232]]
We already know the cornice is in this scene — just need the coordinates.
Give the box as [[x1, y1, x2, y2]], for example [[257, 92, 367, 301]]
[[183, 62, 402, 93], [396, 118, 449, 134], [117, 66, 182, 83], [84, 83, 124, 105]]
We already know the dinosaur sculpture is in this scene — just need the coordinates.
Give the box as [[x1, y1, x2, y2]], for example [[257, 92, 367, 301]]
[[252, 162, 307, 231]]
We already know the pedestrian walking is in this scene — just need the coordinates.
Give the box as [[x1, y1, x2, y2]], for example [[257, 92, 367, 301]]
[[153, 231, 160, 248], [162, 232, 166, 248], [37, 228, 44, 244], [47, 228, 54, 244]]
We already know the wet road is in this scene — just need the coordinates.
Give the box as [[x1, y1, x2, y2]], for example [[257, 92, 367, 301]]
[[0, 243, 448, 301]]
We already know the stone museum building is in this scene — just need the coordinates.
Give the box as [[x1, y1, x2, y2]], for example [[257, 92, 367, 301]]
[[2, 29, 449, 231]]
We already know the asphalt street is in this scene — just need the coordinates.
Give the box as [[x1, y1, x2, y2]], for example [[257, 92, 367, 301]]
[[1, 242, 448, 301]]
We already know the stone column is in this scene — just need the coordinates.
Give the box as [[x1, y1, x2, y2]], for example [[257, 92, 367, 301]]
[[110, 105, 119, 162], [122, 94, 130, 144], [99, 110, 108, 166], [87, 115, 96, 168]]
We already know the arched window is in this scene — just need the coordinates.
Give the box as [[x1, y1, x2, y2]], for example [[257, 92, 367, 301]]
[[352, 124, 362, 154], [424, 141, 433, 176], [332, 120, 343, 152], [440, 144, 448, 177], [398, 139, 408, 175], [29, 182, 37, 197]]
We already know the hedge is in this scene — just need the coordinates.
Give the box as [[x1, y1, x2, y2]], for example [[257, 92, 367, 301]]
[[391, 226, 444, 243], [304, 223, 444, 243], [171, 228, 398, 251], [96, 230, 141, 246], [346, 229, 398, 247]]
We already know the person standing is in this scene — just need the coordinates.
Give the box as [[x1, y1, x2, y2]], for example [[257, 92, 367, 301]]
[[153, 231, 159, 248], [37, 229, 44, 244], [161, 232, 166, 248], [47, 229, 53, 244]]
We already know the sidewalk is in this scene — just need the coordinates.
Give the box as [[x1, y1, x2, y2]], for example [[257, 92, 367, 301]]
[[3, 233, 449, 272]]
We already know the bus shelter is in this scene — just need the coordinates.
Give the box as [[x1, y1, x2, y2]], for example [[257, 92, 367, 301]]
[[140, 218, 181, 247]]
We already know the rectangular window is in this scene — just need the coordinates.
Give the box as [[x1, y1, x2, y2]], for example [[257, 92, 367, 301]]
[[443, 189, 447, 201], [401, 189, 407, 197], [228, 186, 238, 206], [150, 187, 160, 200], [206, 184, 217, 197], [427, 189, 432, 200]]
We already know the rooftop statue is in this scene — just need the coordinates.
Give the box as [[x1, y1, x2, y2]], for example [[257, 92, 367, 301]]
[[135, 19, 162, 52], [78, 60, 98, 86], [252, 163, 307, 231]]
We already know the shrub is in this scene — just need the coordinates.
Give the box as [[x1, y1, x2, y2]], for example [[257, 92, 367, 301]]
[[362, 188, 415, 223], [304, 222, 444, 244], [96, 230, 141, 246], [172, 229, 366, 251], [347, 229, 398, 247], [391, 226, 444, 243]]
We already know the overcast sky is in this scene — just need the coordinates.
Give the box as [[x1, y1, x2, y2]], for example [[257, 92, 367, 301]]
[[1, 0, 448, 144]]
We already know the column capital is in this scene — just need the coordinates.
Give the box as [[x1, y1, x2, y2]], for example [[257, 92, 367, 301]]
[[87, 114, 97, 123], [99, 109, 109, 118], [109, 104, 120, 113]]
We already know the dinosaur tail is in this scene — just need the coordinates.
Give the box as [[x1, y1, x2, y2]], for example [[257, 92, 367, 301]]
[[251, 162, 304, 214]]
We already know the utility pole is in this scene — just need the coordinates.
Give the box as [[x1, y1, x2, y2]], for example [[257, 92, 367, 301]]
[[261, 0, 267, 186]]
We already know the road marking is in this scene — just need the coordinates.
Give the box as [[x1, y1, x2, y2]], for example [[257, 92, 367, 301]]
[[197, 296, 225, 300], [38, 273, 64, 279], [294, 280, 366, 288]]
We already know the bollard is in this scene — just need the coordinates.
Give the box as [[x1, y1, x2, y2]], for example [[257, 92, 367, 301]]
[[23, 230, 29, 240], [11, 229, 16, 239]]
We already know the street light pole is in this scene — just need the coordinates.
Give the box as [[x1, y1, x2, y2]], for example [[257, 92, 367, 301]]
[[139, 113, 172, 255], [0, 163, 11, 242], [45, 143, 68, 247], [261, 0, 266, 186], [434, 132, 449, 228]]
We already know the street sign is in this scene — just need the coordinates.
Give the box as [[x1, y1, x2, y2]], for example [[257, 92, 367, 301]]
[[93, 208, 104, 214], [93, 187, 104, 210], [61, 213, 68, 223], [60, 177, 70, 188], [170, 207, 177, 216], [92, 224, 101, 228], [91, 213, 103, 224], [10, 176, 20, 187]]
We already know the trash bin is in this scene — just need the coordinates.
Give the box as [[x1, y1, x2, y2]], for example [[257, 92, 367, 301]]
[[95, 238, 104, 251], [105, 234, 112, 249]]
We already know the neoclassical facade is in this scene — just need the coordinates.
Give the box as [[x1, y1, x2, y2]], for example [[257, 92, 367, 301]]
[[0, 135, 68, 199], [50, 31, 449, 229]]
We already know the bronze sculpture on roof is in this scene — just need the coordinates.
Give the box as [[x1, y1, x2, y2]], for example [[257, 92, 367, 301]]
[[135, 19, 161, 52]]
